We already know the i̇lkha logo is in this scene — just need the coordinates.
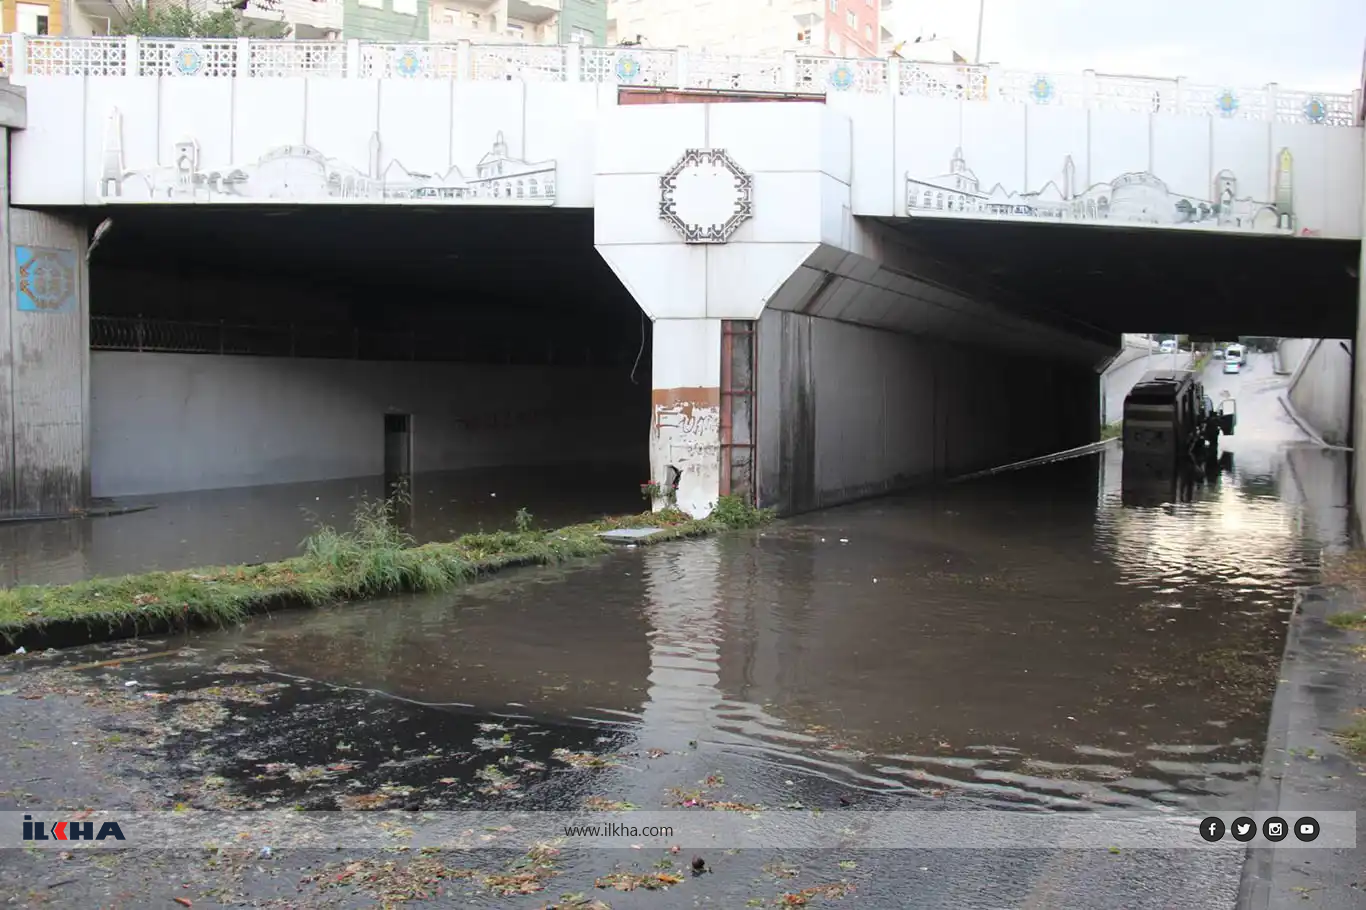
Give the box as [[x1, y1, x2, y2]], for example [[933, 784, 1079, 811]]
[[23, 815, 125, 842]]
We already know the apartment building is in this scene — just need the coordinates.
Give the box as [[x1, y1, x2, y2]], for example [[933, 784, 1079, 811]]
[[4, 0, 68, 35], [606, 0, 879, 57], [418, 0, 604, 44]]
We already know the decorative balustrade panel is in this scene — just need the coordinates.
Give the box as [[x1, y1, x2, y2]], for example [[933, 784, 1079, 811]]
[[139, 39, 239, 78], [1089, 75, 1180, 115], [250, 41, 346, 78], [2, 36, 1358, 127], [470, 43, 566, 82], [26, 36, 126, 76], [899, 62, 989, 101], [580, 46, 676, 87], [360, 43, 461, 78], [795, 55, 888, 94], [683, 54, 785, 93]]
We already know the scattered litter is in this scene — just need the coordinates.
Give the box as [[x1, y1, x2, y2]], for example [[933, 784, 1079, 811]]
[[839, 538, 849, 544], [124, 681, 139, 688], [595, 870, 684, 891], [13, 647, 26, 655]]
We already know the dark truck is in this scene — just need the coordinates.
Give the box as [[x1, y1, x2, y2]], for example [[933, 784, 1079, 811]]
[[1121, 369, 1236, 483]]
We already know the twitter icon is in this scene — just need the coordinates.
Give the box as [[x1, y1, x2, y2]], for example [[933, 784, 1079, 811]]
[[1231, 817, 1257, 842]]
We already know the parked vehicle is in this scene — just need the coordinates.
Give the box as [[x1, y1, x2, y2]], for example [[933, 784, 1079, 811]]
[[1121, 369, 1235, 482]]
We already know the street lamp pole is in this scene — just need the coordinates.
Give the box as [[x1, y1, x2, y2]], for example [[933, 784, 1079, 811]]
[[974, 0, 986, 64]]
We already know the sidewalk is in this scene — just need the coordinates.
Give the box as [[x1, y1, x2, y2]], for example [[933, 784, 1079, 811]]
[[1238, 582, 1366, 909]]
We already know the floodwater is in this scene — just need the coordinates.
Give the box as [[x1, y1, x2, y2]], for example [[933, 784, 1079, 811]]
[[3, 355, 1350, 905], [0, 461, 645, 587], [3, 436, 1347, 907], [170, 441, 1347, 810]]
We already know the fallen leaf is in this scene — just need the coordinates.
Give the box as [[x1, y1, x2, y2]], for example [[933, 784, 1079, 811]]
[[173, 899, 193, 907]]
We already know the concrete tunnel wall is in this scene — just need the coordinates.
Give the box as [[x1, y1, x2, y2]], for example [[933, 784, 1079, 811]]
[[1286, 338, 1353, 446], [91, 352, 647, 498], [755, 310, 1098, 514]]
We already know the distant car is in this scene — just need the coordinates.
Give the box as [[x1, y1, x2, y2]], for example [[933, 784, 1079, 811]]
[[1159, 340, 1178, 354], [1224, 360, 1241, 374], [1211, 349, 1224, 359]]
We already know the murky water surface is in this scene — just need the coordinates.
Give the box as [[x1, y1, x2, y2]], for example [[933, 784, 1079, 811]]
[[3, 433, 1347, 907], [1, 462, 644, 587]]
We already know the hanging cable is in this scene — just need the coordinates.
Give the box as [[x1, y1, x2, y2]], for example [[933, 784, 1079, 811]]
[[629, 310, 646, 384]]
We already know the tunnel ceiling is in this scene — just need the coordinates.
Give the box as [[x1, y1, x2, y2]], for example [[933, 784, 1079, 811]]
[[878, 217, 1361, 340], [87, 206, 636, 319], [83, 206, 1360, 340]]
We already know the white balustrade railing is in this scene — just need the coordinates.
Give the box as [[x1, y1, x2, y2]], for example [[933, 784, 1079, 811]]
[[0, 34, 1359, 127]]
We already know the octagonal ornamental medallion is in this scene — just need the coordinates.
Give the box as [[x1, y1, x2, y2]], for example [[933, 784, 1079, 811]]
[[659, 149, 754, 244], [15, 246, 77, 313]]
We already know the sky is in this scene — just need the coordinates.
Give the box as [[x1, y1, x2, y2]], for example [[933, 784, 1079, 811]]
[[905, 0, 1366, 92]]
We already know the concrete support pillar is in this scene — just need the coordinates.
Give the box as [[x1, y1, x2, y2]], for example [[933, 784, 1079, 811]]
[[650, 317, 722, 517], [0, 82, 91, 518], [1354, 125, 1366, 536]]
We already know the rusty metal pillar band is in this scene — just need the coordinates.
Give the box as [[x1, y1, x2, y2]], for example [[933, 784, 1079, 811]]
[[720, 319, 757, 503]]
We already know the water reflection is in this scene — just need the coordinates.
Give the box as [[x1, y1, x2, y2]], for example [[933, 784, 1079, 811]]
[[0, 461, 644, 587], [44, 440, 1347, 816]]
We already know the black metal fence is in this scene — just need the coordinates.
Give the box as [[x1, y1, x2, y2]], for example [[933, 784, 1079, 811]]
[[90, 315, 639, 368]]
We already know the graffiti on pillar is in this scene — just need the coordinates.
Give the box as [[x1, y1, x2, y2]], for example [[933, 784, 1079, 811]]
[[98, 108, 557, 204], [905, 146, 1300, 234], [14, 247, 78, 314], [651, 391, 722, 516], [655, 401, 721, 458]]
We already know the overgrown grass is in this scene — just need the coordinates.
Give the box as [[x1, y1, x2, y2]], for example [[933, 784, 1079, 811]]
[[1100, 422, 1122, 441], [0, 491, 773, 644], [1337, 713, 1366, 756], [1328, 611, 1366, 631]]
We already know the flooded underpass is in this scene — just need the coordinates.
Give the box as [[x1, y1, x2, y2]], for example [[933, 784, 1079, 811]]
[[0, 428, 1348, 908], [1, 462, 647, 588]]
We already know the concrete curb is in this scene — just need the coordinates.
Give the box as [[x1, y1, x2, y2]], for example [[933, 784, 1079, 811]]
[[1236, 583, 1366, 910], [1278, 394, 1354, 452]]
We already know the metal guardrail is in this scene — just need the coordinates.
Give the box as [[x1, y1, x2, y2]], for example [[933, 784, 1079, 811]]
[[0, 35, 1357, 126], [89, 315, 631, 368]]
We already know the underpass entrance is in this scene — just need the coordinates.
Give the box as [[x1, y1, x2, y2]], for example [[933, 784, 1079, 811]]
[[18, 205, 656, 581]]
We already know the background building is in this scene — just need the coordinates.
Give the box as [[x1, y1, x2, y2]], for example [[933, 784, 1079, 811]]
[[879, 0, 972, 61], [424, 0, 602, 45], [606, 0, 879, 57]]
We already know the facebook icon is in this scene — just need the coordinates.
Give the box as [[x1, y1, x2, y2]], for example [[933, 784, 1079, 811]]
[[1200, 817, 1227, 842]]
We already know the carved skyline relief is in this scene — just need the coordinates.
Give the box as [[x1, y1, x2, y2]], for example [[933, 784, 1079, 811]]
[[659, 148, 754, 243], [98, 109, 557, 204], [905, 147, 1298, 234]]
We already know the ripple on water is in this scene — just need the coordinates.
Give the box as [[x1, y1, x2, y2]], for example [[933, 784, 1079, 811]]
[[97, 443, 1348, 817]]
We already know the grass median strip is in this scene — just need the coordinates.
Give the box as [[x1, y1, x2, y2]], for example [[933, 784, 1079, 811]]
[[0, 488, 772, 648]]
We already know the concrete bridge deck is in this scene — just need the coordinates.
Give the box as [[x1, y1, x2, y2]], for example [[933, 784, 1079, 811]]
[[0, 36, 1361, 522]]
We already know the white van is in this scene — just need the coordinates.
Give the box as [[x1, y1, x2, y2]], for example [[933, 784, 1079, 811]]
[[1159, 339, 1178, 354], [1225, 343, 1245, 365]]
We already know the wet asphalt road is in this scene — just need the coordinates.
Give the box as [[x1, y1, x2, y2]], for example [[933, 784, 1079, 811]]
[[0, 354, 1348, 908]]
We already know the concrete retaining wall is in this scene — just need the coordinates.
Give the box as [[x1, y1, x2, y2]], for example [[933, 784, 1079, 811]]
[[1278, 338, 1314, 377], [1355, 135, 1366, 541], [91, 352, 648, 497], [754, 310, 1097, 514], [1287, 339, 1353, 447]]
